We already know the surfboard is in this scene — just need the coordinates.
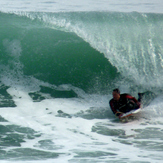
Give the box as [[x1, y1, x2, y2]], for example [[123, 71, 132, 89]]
[[119, 108, 142, 119]]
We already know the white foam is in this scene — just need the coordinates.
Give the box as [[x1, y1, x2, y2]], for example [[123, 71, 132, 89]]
[[1, 86, 163, 162]]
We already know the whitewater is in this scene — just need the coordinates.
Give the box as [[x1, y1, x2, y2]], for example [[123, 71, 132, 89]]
[[0, 0, 163, 163]]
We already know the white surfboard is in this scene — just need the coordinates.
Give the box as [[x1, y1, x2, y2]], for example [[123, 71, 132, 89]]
[[120, 108, 142, 119]]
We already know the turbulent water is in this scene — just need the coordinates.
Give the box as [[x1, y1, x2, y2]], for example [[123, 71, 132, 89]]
[[0, 1, 163, 163]]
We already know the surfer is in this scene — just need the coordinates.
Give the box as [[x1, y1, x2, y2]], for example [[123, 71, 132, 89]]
[[109, 88, 142, 118]]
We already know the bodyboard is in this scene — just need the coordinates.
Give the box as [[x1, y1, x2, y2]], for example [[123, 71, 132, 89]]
[[120, 108, 142, 119]]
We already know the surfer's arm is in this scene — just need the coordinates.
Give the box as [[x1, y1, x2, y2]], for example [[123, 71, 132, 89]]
[[109, 100, 122, 116], [125, 95, 141, 108], [109, 100, 116, 114]]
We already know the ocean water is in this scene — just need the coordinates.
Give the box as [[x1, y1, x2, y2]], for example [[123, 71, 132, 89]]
[[0, 0, 163, 163]]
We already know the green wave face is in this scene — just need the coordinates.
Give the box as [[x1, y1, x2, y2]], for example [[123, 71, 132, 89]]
[[1, 12, 163, 94]]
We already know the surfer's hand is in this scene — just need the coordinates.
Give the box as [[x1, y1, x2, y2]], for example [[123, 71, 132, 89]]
[[118, 114, 123, 118], [115, 112, 123, 118]]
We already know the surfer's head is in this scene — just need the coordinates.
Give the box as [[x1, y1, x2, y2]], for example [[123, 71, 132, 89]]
[[112, 88, 120, 101]]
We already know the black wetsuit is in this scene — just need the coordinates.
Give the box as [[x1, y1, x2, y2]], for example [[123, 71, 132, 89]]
[[109, 93, 140, 115]]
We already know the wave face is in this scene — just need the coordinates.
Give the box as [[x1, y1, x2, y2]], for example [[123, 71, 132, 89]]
[[0, 12, 119, 94], [1, 11, 163, 94]]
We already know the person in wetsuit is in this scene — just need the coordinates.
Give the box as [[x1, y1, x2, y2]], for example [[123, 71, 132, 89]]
[[109, 88, 141, 117]]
